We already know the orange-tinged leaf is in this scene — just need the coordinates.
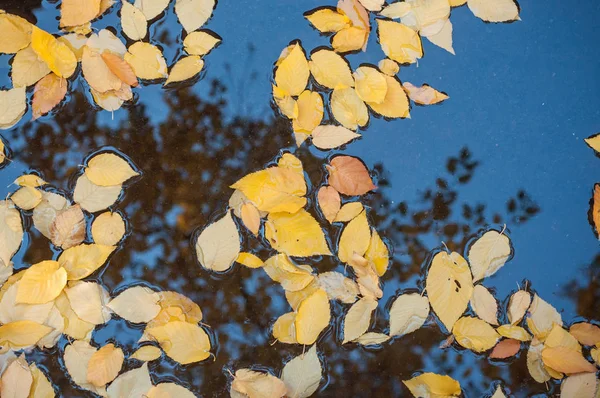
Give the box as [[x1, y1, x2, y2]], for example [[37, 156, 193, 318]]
[[61, 0, 102, 27], [489, 338, 521, 359], [377, 20, 423, 64], [16, 260, 67, 304], [31, 27, 77, 78], [403, 373, 461, 397], [32, 73, 67, 119], [338, 210, 370, 263], [332, 26, 369, 53], [87, 343, 124, 387], [350, 255, 383, 300], [145, 321, 211, 364], [295, 289, 331, 345], [274, 43, 309, 97], [541, 346, 597, 374], [82, 46, 123, 93], [327, 155, 376, 196], [240, 202, 261, 235], [304, 7, 350, 33], [317, 186, 341, 223], [403, 82, 449, 105], [101, 52, 139, 87], [366, 75, 410, 118], [569, 323, 600, 346], [265, 210, 331, 257], [589, 184, 600, 239], [309, 49, 354, 90], [452, 316, 500, 352]]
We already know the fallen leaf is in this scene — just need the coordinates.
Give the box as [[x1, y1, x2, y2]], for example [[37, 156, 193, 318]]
[[467, 0, 519, 23], [309, 49, 354, 90], [332, 26, 369, 53], [1, 354, 32, 398], [584, 133, 600, 154], [389, 293, 430, 337], [330, 87, 369, 130], [50, 204, 86, 249], [403, 373, 461, 398], [273, 311, 297, 344], [148, 383, 196, 398], [195, 211, 240, 272], [0, 87, 27, 129], [403, 82, 449, 105], [497, 324, 531, 341], [358, 0, 384, 11], [354, 66, 388, 104], [101, 51, 139, 87], [274, 43, 309, 97], [343, 297, 378, 343], [295, 289, 331, 345], [29, 363, 55, 397], [366, 75, 410, 118], [55, 292, 95, 341], [85, 152, 139, 187], [356, 332, 390, 345], [377, 20, 423, 64], [61, 0, 101, 27], [426, 19, 455, 54], [121, 1, 147, 41], [92, 211, 126, 246], [85, 47, 124, 93], [507, 290, 531, 324], [470, 284, 498, 325], [378, 59, 400, 76], [31, 27, 77, 78], [334, 202, 364, 222], [468, 230, 512, 282], [236, 252, 264, 269], [263, 254, 315, 292], [0, 320, 52, 350], [183, 30, 221, 56], [124, 42, 168, 80], [281, 344, 322, 398], [87, 29, 126, 56], [317, 271, 359, 304], [491, 385, 507, 398], [131, 345, 162, 361], [165, 56, 204, 85], [134, 0, 170, 20], [107, 285, 161, 323], [452, 316, 500, 352], [87, 343, 124, 387], [526, 294, 562, 341], [31, 73, 67, 119], [265, 210, 331, 257], [292, 90, 324, 134], [0, 12, 32, 54], [64, 340, 105, 395], [231, 369, 287, 398], [527, 338, 551, 383], [106, 363, 152, 398], [365, 228, 389, 276], [489, 338, 521, 359], [0, 281, 53, 324], [11, 45, 51, 88], [175, 0, 215, 32], [11, 186, 42, 210], [317, 186, 341, 224], [145, 321, 211, 364], [541, 346, 596, 374], [589, 184, 600, 239], [304, 7, 350, 33], [73, 174, 123, 213], [327, 156, 376, 196], [312, 125, 360, 150], [64, 281, 111, 325], [569, 323, 600, 346], [560, 373, 599, 398], [16, 260, 67, 304], [58, 243, 115, 280], [380, 2, 412, 19]]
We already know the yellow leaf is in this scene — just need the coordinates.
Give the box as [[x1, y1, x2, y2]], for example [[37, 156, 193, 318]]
[[467, 0, 519, 23], [183, 30, 221, 56], [507, 290, 531, 324], [29, 363, 55, 398], [334, 202, 364, 222], [121, 1, 147, 41], [273, 311, 297, 344], [0, 201, 22, 269], [356, 332, 390, 345], [354, 66, 388, 104], [87, 343, 124, 387], [388, 293, 430, 337], [175, 0, 215, 33], [338, 0, 369, 30], [0, 320, 52, 350], [285, 281, 320, 311], [107, 285, 161, 323], [467, 230, 512, 282], [358, 0, 383, 11], [400, 0, 450, 33], [497, 324, 531, 341], [147, 383, 196, 398], [195, 211, 240, 272], [377, 20, 422, 64], [58, 243, 115, 280], [541, 346, 597, 374], [365, 228, 389, 276], [82, 46, 123, 93], [281, 344, 322, 398], [124, 42, 168, 80], [380, 2, 412, 19], [426, 251, 474, 331], [309, 49, 354, 90], [311, 125, 360, 150], [86, 29, 127, 56], [150, 291, 203, 327], [11, 45, 50, 88], [85, 152, 139, 187], [426, 19, 455, 55], [131, 345, 162, 361], [231, 165, 306, 214], [378, 59, 399, 76], [366, 75, 410, 118], [265, 210, 331, 257], [16, 260, 67, 304], [0, 12, 32, 54], [560, 373, 599, 398], [164, 56, 204, 85], [527, 338, 551, 383], [526, 294, 562, 341], [330, 87, 369, 130], [403, 82, 449, 105], [134, 0, 170, 20], [273, 85, 298, 119], [55, 292, 95, 340], [64, 340, 106, 396], [231, 369, 287, 398], [64, 281, 111, 325], [274, 43, 309, 97], [292, 90, 323, 134], [236, 252, 264, 269], [1, 354, 32, 398], [73, 174, 123, 213], [305, 7, 350, 33], [295, 289, 331, 345], [91, 85, 132, 112], [11, 186, 42, 210], [31, 27, 77, 78], [342, 297, 377, 343], [338, 210, 370, 263], [569, 322, 600, 346], [403, 373, 461, 397], [584, 133, 600, 154], [452, 316, 500, 352], [106, 363, 152, 398], [545, 324, 581, 351], [0, 281, 53, 324], [91, 211, 126, 246], [317, 271, 359, 304], [61, 0, 101, 27], [332, 26, 369, 53], [469, 284, 498, 325], [0, 87, 27, 129], [58, 34, 88, 61], [449, 0, 467, 5], [263, 254, 315, 292], [145, 321, 211, 364]]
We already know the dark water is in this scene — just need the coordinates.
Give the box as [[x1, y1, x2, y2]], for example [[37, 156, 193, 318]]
[[0, 0, 599, 396]]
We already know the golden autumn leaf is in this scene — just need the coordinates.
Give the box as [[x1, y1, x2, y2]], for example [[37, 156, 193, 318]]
[[354, 66, 388, 104], [378, 58, 399, 76], [366, 75, 410, 118], [175, 0, 215, 33], [11, 186, 42, 210], [15, 174, 47, 188], [468, 230, 512, 282], [311, 125, 361, 150], [377, 20, 423, 64], [0, 11, 32, 54], [275, 43, 309, 97], [332, 26, 369, 53], [1, 354, 32, 398], [107, 285, 161, 323], [64, 340, 107, 396], [569, 322, 600, 346], [0, 87, 27, 129], [541, 346, 597, 374], [403, 373, 461, 398], [32, 73, 67, 119], [164, 56, 204, 86], [584, 133, 600, 154], [50, 204, 86, 249], [145, 321, 211, 364], [497, 324, 531, 341], [467, 0, 520, 23], [304, 7, 350, 33], [356, 332, 390, 345], [31, 27, 77, 78], [87, 343, 124, 387], [85, 152, 139, 187], [285, 281, 321, 312], [183, 30, 221, 56], [400, 0, 450, 34], [589, 184, 600, 239], [240, 201, 261, 235], [334, 202, 364, 222], [403, 82, 449, 105], [309, 49, 354, 90], [295, 289, 331, 345], [73, 174, 123, 213], [231, 369, 287, 398], [61, 0, 101, 27], [273, 311, 297, 344], [365, 228, 389, 276], [149, 291, 203, 327], [343, 297, 377, 343], [91, 211, 126, 246], [389, 293, 430, 337], [330, 87, 369, 130], [489, 338, 521, 359], [426, 251, 474, 331], [338, 210, 370, 263], [131, 345, 162, 361], [273, 85, 299, 119], [121, 1, 147, 41], [29, 363, 55, 397], [526, 294, 562, 341], [31, 193, 67, 239], [470, 284, 498, 325], [58, 243, 115, 280], [195, 211, 240, 272], [11, 46, 50, 88], [281, 344, 322, 398], [507, 290, 531, 324], [263, 254, 315, 292], [101, 51, 139, 87], [0, 320, 52, 350], [64, 280, 111, 325], [426, 19, 455, 55], [16, 260, 67, 304], [452, 316, 500, 352], [265, 210, 331, 257], [327, 156, 376, 196], [292, 90, 324, 134], [317, 186, 341, 223], [124, 42, 168, 80], [148, 383, 196, 398], [106, 363, 152, 398]]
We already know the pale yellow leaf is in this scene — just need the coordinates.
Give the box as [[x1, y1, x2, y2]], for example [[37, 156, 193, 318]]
[[16, 260, 67, 304], [92, 212, 126, 246], [134, 0, 170, 20], [389, 293, 430, 337], [85, 152, 139, 187], [0, 12, 32, 54], [366, 75, 410, 118], [377, 20, 422, 64], [107, 285, 161, 323], [175, 0, 215, 32], [467, 0, 519, 22], [73, 174, 122, 213], [61, 0, 101, 27], [0, 87, 27, 129], [29, 363, 55, 398], [196, 211, 240, 272], [526, 294, 562, 341], [273, 311, 297, 344], [58, 243, 115, 280], [0, 320, 52, 350], [354, 66, 388, 104], [1, 354, 32, 398], [11, 45, 50, 88], [87, 343, 124, 387], [356, 332, 390, 345], [64, 281, 111, 325], [183, 30, 221, 56], [343, 297, 377, 343], [0, 282, 53, 324], [561, 373, 598, 398], [55, 292, 95, 341], [470, 284, 498, 325], [292, 90, 323, 134], [11, 186, 42, 210], [106, 363, 152, 398], [265, 210, 331, 257], [231, 369, 287, 398], [145, 321, 211, 364], [281, 344, 322, 398], [527, 338, 551, 383], [467, 230, 512, 282], [317, 271, 359, 304], [403, 82, 449, 105], [331, 26, 369, 53], [311, 125, 360, 150], [330, 87, 369, 130], [358, 0, 384, 12], [147, 383, 196, 398], [452, 316, 499, 352], [497, 324, 531, 341], [507, 290, 531, 324], [165, 56, 204, 85], [32, 193, 67, 240], [426, 19, 455, 55], [124, 42, 168, 80], [275, 43, 309, 97], [309, 49, 354, 90], [64, 340, 101, 394], [86, 29, 127, 56], [131, 345, 162, 361], [295, 289, 331, 345], [378, 58, 399, 76], [305, 8, 350, 33], [121, 1, 147, 41], [236, 252, 263, 269]]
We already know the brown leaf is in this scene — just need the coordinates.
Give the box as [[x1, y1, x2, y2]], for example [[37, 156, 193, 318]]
[[569, 322, 600, 346], [101, 52, 138, 87], [326, 156, 376, 196], [317, 186, 341, 223], [50, 205, 86, 249], [589, 184, 600, 239], [489, 338, 521, 359], [32, 73, 67, 119], [541, 346, 597, 374]]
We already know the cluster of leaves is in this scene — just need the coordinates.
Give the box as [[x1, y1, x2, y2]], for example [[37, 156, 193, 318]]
[[585, 133, 600, 239], [0, 150, 213, 396], [0, 0, 220, 128]]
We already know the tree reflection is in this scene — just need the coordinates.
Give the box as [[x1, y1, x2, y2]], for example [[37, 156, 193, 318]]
[[9, 75, 550, 396]]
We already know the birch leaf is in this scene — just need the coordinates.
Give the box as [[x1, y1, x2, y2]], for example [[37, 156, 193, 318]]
[[61, 0, 101, 27], [489, 338, 521, 359], [389, 293, 430, 337], [58, 243, 115, 280], [312, 125, 360, 150], [124, 42, 168, 80], [131, 345, 162, 361], [29, 363, 55, 398], [273, 311, 297, 344], [50, 205, 86, 249], [470, 285, 498, 325], [73, 174, 122, 213], [330, 87, 369, 130], [309, 49, 354, 90], [107, 285, 161, 323], [11, 46, 50, 88], [31, 27, 77, 78], [292, 90, 324, 134], [343, 297, 378, 343], [367, 75, 410, 119], [403, 373, 461, 397], [265, 210, 331, 257], [327, 156, 376, 196], [64, 340, 105, 396], [274, 43, 309, 97], [64, 281, 111, 325], [86, 152, 139, 187], [183, 30, 221, 56], [0, 320, 52, 350], [468, 230, 512, 282], [467, 0, 519, 23], [354, 66, 388, 104], [195, 211, 240, 272], [263, 254, 315, 292], [236, 252, 264, 269], [0, 201, 23, 266], [334, 202, 364, 222], [357, 332, 390, 345], [281, 344, 322, 398], [121, 1, 147, 41], [107, 363, 152, 398], [507, 290, 531, 324], [526, 294, 562, 341], [295, 289, 331, 345], [231, 369, 287, 398], [175, 0, 215, 33], [377, 20, 423, 64], [16, 260, 67, 304], [541, 346, 596, 374], [87, 343, 124, 387], [452, 316, 500, 352], [92, 211, 126, 246], [134, 0, 170, 20], [338, 210, 370, 263], [0, 87, 26, 129], [145, 321, 211, 364], [164, 56, 204, 85], [317, 186, 341, 223]]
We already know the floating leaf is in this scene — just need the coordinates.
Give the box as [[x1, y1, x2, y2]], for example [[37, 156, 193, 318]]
[[365, 228, 389, 276], [1, 354, 32, 398], [366, 75, 410, 118], [0, 282, 53, 324], [569, 323, 600, 346], [281, 344, 322, 398], [55, 292, 95, 341], [389, 293, 430, 337], [175, 0, 215, 33], [86, 152, 139, 187], [125, 42, 168, 80], [134, 0, 170, 20], [273, 311, 297, 344], [377, 20, 423, 64], [11, 46, 51, 88], [73, 174, 122, 213], [32, 73, 67, 119], [64, 340, 104, 395], [584, 133, 600, 154], [378, 59, 399, 76], [526, 294, 562, 341], [183, 30, 221, 56], [50, 204, 86, 249], [590, 184, 600, 239], [0, 320, 52, 350], [330, 87, 369, 130], [87, 343, 124, 387], [358, 0, 384, 11], [467, 0, 519, 23], [0, 87, 26, 129], [0, 201, 23, 267], [560, 373, 599, 398], [165, 56, 204, 85], [332, 26, 369, 53], [11, 186, 42, 210], [131, 345, 162, 361], [101, 52, 139, 87], [527, 338, 551, 383], [426, 19, 455, 54], [236, 252, 264, 269], [354, 66, 388, 104], [106, 363, 152, 398], [107, 285, 161, 323], [231, 369, 287, 398], [403, 373, 461, 398], [195, 211, 240, 272], [148, 383, 196, 398], [263, 254, 315, 292], [61, 0, 101, 27], [275, 43, 309, 97], [29, 363, 55, 397], [0, 12, 32, 54], [507, 290, 531, 324], [338, 210, 370, 264], [334, 202, 364, 222], [380, 2, 412, 19], [468, 230, 512, 282], [470, 285, 498, 325], [58, 243, 115, 280], [309, 49, 354, 90], [265, 210, 331, 257], [92, 211, 126, 246], [317, 186, 341, 223], [16, 260, 67, 304], [426, 251, 474, 331], [64, 281, 110, 325], [452, 316, 500, 352], [304, 8, 350, 33], [295, 289, 331, 345], [31, 27, 77, 78], [312, 125, 360, 150], [343, 297, 378, 343], [489, 338, 521, 359], [357, 332, 390, 345], [541, 346, 596, 374], [317, 271, 359, 304], [292, 90, 324, 134], [145, 321, 211, 364], [327, 156, 376, 196], [121, 1, 147, 41], [497, 324, 531, 341], [403, 82, 449, 105]]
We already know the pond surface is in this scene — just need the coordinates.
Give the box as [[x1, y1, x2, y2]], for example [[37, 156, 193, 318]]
[[0, 0, 599, 396]]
